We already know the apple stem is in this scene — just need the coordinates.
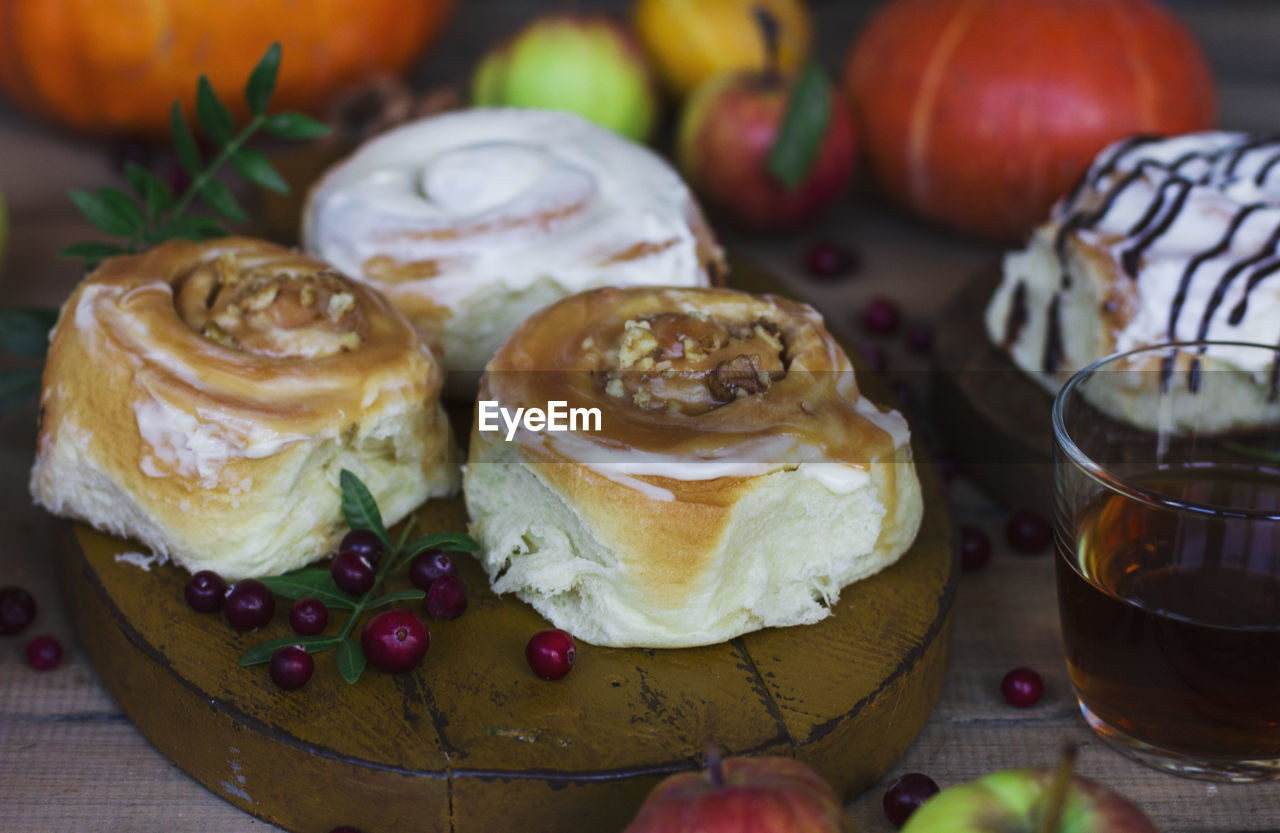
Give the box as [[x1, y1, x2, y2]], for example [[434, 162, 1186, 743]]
[[1037, 742, 1079, 833], [704, 739, 726, 789], [752, 5, 782, 81]]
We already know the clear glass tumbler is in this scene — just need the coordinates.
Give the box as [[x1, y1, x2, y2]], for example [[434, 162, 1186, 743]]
[[1052, 341, 1280, 782]]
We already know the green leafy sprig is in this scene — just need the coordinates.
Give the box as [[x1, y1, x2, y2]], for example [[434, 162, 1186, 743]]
[[0, 44, 331, 417], [59, 43, 329, 265], [238, 470, 480, 685]]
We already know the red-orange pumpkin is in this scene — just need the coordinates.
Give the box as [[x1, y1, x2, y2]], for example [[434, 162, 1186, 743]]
[[0, 0, 455, 137], [843, 0, 1215, 241]]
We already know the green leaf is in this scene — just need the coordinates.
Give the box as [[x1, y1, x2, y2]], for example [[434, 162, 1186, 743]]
[[766, 63, 832, 189], [404, 532, 481, 557], [336, 637, 366, 684], [197, 179, 247, 222], [144, 215, 225, 244], [339, 469, 390, 548], [68, 187, 144, 237], [0, 367, 43, 414], [0, 307, 58, 359], [365, 589, 426, 610], [238, 634, 339, 667], [57, 241, 130, 262], [245, 42, 281, 115], [259, 568, 357, 609], [170, 102, 202, 176], [123, 162, 175, 219], [262, 111, 331, 140], [1222, 440, 1280, 464], [230, 147, 290, 195], [196, 76, 235, 144]]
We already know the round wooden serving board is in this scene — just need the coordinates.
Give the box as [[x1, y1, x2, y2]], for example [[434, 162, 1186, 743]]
[[54, 261, 956, 833], [931, 267, 1056, 515]]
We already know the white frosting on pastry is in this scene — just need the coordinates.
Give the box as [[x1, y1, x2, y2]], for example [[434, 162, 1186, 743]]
[[988, 131, 1280, 395], [303, 109, 718, 373]]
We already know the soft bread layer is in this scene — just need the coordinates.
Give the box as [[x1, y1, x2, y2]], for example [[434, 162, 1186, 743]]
[[31, 238, 459, 578], [465, 443, 922, 648], [302, 108, 724, 376]]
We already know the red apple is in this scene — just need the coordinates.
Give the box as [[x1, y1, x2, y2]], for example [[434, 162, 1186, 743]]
[[677, 72, 856, 231], [622, 746, 852, 833], [902, 748, 1157, 833]]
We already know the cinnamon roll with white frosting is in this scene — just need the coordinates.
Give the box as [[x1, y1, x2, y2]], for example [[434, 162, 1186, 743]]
[[987, 132, 1280, 430], [301, 108, 723, 383], [31, 238, 458, 579], [464, 286, 923, 648]]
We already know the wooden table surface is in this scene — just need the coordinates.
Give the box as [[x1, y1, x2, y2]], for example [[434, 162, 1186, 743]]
[[3, 2, 1280, 831]]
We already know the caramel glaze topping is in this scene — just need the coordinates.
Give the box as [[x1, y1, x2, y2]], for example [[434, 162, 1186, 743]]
[[480, 286, 900, 469], [175, 255, 367, 359], [69, 237, 438, 434]]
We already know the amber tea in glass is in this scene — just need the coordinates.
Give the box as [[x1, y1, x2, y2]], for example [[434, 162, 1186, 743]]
[[1053, 342, 1280, 781]]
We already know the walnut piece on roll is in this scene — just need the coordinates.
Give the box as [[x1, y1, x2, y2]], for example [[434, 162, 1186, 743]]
[[31, 238, 459, 579], [464, 286, 923, 648], [987, 132, 1280, 432], [302, 108, 724, 384]]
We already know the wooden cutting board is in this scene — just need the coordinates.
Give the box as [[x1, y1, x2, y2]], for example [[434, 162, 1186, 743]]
[[55, 262, 957, 833], [931, 267, 1055, 514]]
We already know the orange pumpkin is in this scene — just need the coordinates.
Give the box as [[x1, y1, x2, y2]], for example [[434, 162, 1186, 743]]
[[843, 0, 1215, 241], [0, 0, 455, 137]]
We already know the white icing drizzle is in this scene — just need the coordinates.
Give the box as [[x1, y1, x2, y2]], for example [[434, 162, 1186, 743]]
[[990, 131, 1280, 386], [303, 109, 711, 313]]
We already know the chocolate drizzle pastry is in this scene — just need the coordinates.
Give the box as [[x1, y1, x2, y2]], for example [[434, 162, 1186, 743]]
[[986, 131, 1280, 400]]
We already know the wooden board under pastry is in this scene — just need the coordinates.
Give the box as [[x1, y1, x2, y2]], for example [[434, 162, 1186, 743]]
[[931, 267, 1056, 515], [56, 262, 957, 833]]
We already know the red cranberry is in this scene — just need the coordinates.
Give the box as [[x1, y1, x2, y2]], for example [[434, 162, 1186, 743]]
[[0, 585, 38, 636], [904, 320, 934, 353], [857, 342, 889, 374], [959, 525, 992, 571], [883, 772, 940, 828], [223, 579, 276, 631], [184, 570, 227, 613], [25, 634, 63, 671], [933, 451, 961, 483], [157, 154, 191, 195], [889, 379, 914, 409], [862, 297, 901, 335], [409, 549, 459, 592], [361, 610, 429, 673], [1006, 509, 1052, 554], [290, 598, 329, 636], [1001, 667, 1045, 708], [339, 528, 384, 567], [331, 551, 375, 596], [805, 241, 859, 279], [269, 645, 315, 690], [526, 629, 576, 681], [425, 575, 468, 621]]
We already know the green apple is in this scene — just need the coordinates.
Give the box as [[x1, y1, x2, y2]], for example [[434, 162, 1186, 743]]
[[472, 14, 658, 143], [902, 754, 1157, 833], [622, 746, 852, 833]]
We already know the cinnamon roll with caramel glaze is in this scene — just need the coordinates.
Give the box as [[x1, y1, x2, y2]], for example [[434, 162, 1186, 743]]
[[302, 109, 723, 386], [464, 286, 923, 648], [31, 238, 458, 579]]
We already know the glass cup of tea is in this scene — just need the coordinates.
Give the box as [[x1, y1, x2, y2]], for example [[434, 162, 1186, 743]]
[[1052, 341, 1280, 782]]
